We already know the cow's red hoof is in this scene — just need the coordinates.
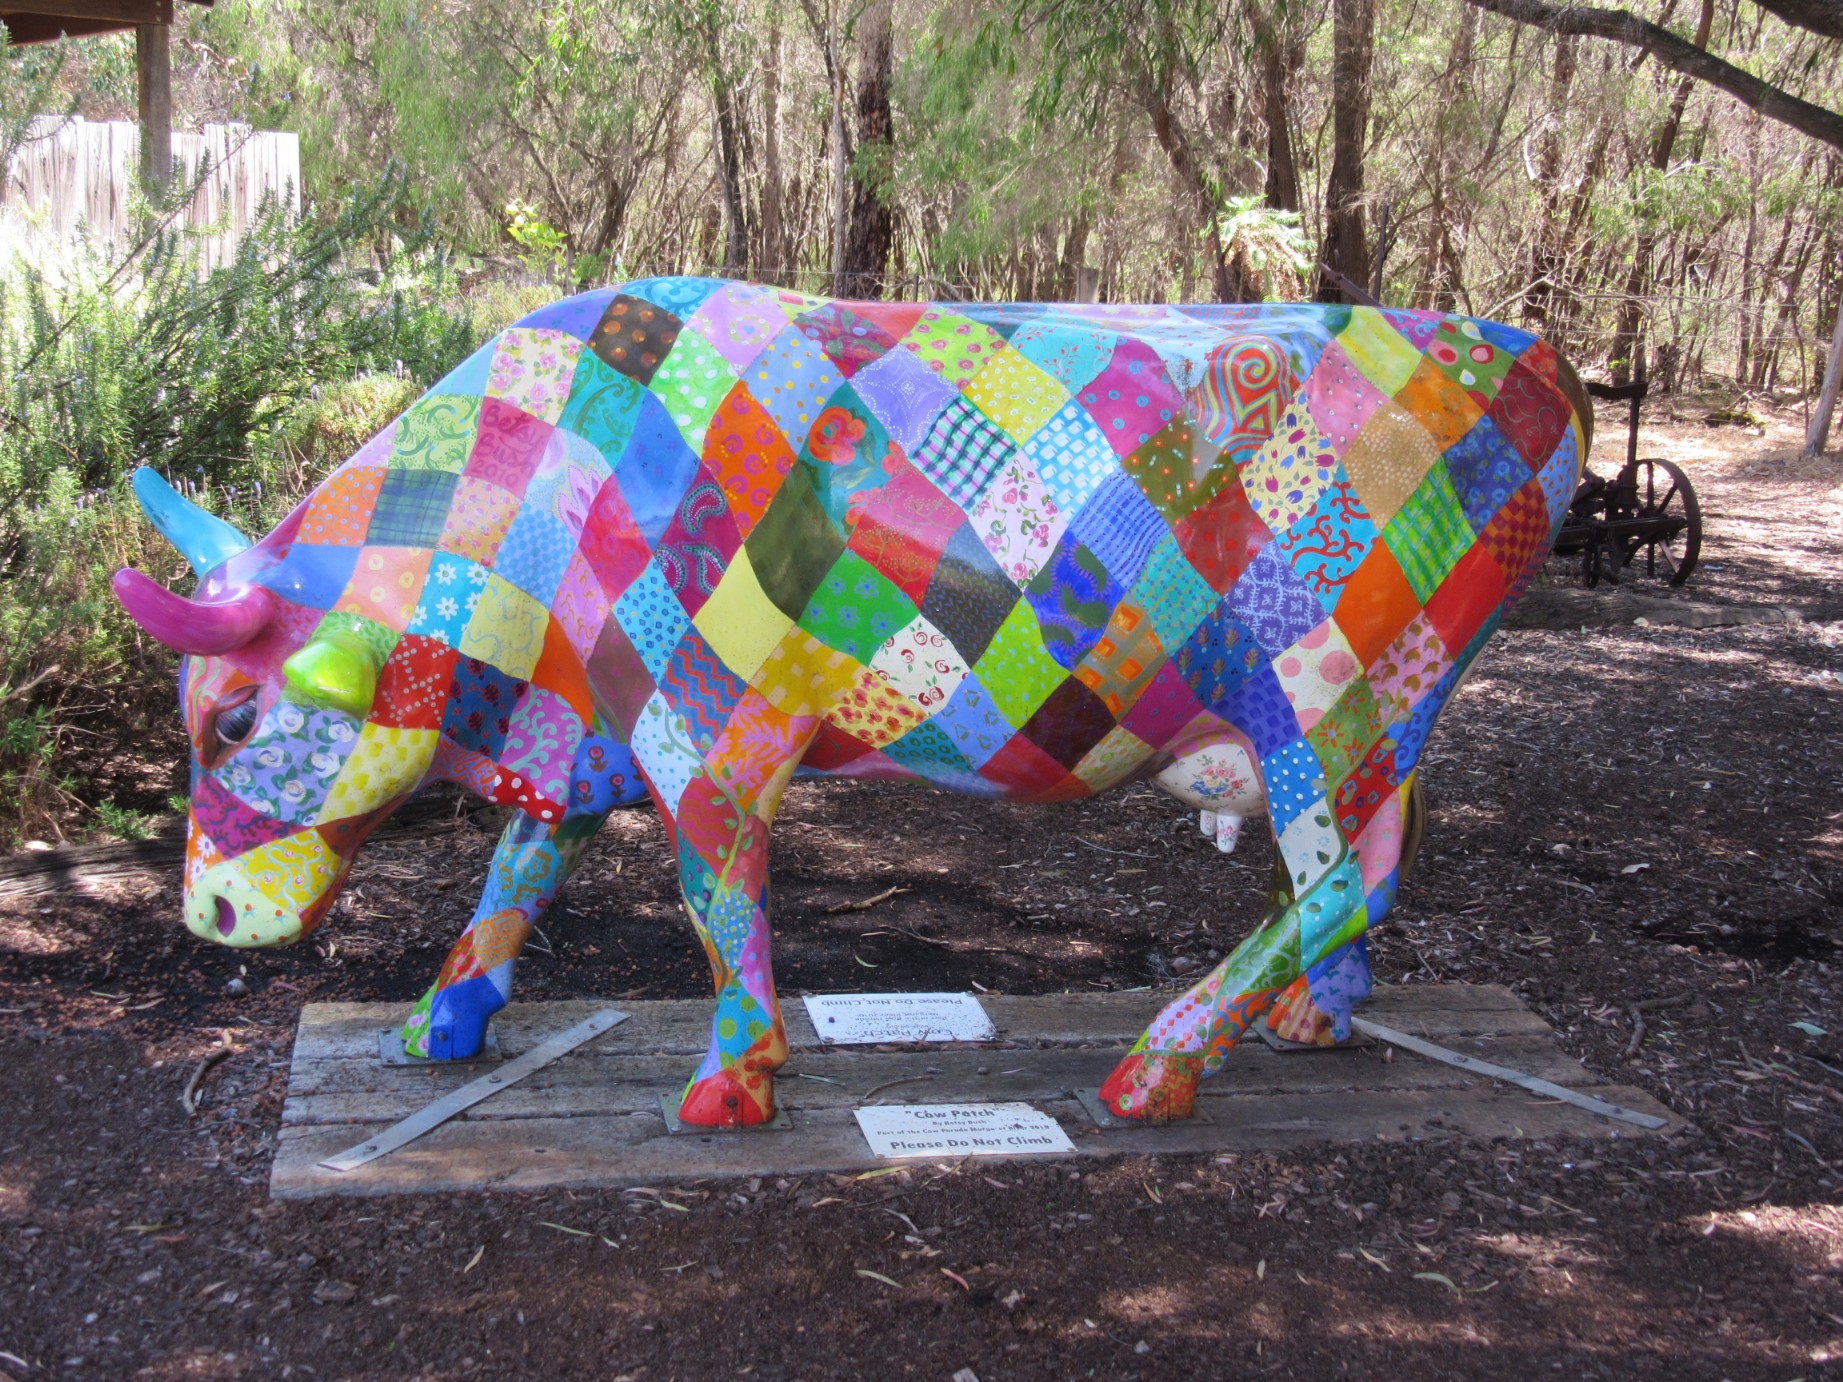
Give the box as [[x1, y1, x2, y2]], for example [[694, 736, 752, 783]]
[[1266, 973, 1338, 1046], [1097, 1051, 1203, 1122], [676, 1069, 775, 1128]]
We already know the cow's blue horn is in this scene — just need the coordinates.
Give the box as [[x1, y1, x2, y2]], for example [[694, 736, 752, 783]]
[[131, 467, 252, 578]]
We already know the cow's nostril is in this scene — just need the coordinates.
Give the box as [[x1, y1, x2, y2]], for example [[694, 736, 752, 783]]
[[214, 896, 237, 937]]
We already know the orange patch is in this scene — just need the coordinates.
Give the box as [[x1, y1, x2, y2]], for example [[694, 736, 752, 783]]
[[1332, 544, 1421, 670], [532, 617, 595, 723], [1393, 358, 1483, 453], [1422, 544, 1507, 654]]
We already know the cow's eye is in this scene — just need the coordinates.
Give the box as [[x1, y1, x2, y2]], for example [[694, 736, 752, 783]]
[[214, 696, 261, 747]]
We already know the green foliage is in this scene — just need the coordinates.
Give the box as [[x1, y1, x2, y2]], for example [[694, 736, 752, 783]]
[[0, 170, 483, 844], [1212, 196, 1314, 301]]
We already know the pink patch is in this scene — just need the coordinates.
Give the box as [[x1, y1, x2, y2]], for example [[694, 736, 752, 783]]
[[1278, 656, 1302, 677], [1299, 623, 1330, 651], [1319, 651, 1358, 684], [1304, 343, 1388, 452], [1469, 344, 1495, 364], [1077, 338, 1184, 458]]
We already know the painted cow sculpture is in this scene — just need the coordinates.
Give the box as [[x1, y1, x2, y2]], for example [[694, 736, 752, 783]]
[[115, 278, 1590, 1127]]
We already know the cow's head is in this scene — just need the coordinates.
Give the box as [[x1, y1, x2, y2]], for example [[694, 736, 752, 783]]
[[114, 469, 422, 948]]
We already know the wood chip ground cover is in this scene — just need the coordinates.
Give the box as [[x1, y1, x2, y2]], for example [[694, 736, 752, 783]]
[[2, 408, 1841, 1377]]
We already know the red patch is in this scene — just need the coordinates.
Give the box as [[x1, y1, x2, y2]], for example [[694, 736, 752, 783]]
[[372, 635, 458, 731], [1422, 544, 1507, 654], [1172, 479, 1271, 594], [1488, 357, 1571, 468]]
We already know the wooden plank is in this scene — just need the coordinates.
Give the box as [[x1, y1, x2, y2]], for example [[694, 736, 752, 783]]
[[280, 1036, 1606, 1127], [270, 1082, 1674, 1201], [13, 0, 172, 25], [289, 984, 1545, 1061]]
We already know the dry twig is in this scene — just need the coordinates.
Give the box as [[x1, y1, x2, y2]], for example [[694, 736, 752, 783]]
[[1624, 992, 1691, 1060], [825, 886, 910, 914], [181, 1032, 233, 1117]]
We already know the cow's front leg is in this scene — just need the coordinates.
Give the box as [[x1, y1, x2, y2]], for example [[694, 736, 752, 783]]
[[400, 809, 605, 1060], [669, 763, 792, 1128], [1100, 781, 1376, 1121]]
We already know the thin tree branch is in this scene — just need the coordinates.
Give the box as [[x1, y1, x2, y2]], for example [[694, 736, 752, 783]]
[[1459, 0, 1843, 150]]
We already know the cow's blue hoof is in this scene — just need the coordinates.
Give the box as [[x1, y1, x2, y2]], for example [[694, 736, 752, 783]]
[[425, 976, 503, 1061]]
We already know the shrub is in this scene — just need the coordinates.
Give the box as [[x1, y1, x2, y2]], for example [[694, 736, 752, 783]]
[[0, 167, 485, 844]]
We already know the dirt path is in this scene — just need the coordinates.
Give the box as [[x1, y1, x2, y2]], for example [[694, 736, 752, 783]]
[[2, 407, 1841, 1380]]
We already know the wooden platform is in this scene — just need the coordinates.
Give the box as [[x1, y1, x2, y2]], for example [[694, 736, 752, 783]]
[[270, 985, 1676, 1200]]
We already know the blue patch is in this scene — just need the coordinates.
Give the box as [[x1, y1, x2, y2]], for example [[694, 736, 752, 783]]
[[623, 276, 728, 317], [1026, 537, 1123, 671], [1443, 416, 1531, 534], [570, 735, 646, 813], [1229, 542, 1328, 655], [616, 392, 701, 548], [1219, 662, 1301, 758], [495, 507, 575, 607], [518, 290, 616, 341], [442, 657, 527, 759], [1068, 472, 1167, 591], [263, 543, 361, 611], [1174, 599, 1263, 716], [1262, 737, 1327, 833], [933, 674, 1015, 768], [431, 339, 496, 398]]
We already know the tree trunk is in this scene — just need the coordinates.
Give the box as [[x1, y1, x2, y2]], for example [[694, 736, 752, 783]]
[[700, 13, 749, 277], [136, 23, 172, 197], [1806, 292, 1843, 458], [1423, 7, 1480, 312], [828, 0, 848, 290], [1136, 70, 1234, 301], [1521, 33, 1575, 325], [1261, 22, 1302, 212], [1608, 0, 1714, 380], [1318, 0, 1375, 302], [760, 15, 786, 281], [842, 0, 894, 297]]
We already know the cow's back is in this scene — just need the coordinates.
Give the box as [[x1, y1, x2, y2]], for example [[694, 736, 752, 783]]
[[247, 280, 1582, 816]]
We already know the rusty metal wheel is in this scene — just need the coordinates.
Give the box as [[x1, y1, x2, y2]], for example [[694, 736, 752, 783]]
[[1621, 457, 1702, 585]]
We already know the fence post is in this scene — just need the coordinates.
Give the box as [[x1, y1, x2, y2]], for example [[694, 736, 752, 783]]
[[136, 20, 172, 196], [1807, 295, 1843, 460]]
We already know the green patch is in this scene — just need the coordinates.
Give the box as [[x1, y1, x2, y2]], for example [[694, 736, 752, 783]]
[[313, 611, 401, 666], [797, 550, 918, 666], [1307, 678, 1385, 787], [648, 329, 736, 453], [390, 393, 481, 473], [743, 465, 847, 621], [557, 350, 645, 461], [1382, 465, 1474, 604], [973, 600, 1068, 728], [1123, 414, 1225, 522], [1132, 534, 1217, 652]]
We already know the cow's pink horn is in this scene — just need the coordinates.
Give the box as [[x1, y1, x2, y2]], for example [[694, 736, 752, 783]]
[[111, 569, 277, 655]]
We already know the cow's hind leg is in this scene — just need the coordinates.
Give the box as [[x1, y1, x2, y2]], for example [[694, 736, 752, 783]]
[[1099, 768, 1386, 1119], [401, 809, 606, 1060]]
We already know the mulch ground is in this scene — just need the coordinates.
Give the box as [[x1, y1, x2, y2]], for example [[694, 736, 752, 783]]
[[3, 405, 1842, 1380]]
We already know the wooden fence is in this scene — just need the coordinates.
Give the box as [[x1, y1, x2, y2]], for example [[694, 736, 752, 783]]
[[1, 117, 301, 267]]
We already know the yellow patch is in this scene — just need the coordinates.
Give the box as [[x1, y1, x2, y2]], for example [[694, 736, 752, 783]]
[[484, 327, 584, 426], [694, 549, 794, 680], [825, 664, 927, 749], [751, 627, 860, 720], [1071, 724, 1154, 793], [458, 573, 549, 680], [240, 830, 342, 909], [317, 724, 438, 822], [1337, 310, 1421, 396], [1343, 401, 1442, 526], [963, 348, 1069, 442]]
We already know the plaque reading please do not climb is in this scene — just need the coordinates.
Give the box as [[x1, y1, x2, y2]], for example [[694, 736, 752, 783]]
[[854, 1104, 1076, 1159], [803, 992, 997, 1045]]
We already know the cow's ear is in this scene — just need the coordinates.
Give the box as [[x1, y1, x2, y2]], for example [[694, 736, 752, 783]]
[[282, 632, 379, 717]]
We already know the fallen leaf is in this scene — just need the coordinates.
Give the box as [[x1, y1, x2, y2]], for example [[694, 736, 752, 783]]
[[857, 1269, 903, 1288], [1256, 1259, 1266, 1281], [1359, 1248, 1390, 1272], [1792, 1021, 1828, 1037], [854, 1167, 905, 1181], [940, 1267, 971, 1291], [854, 954, 880, 968], [658, 1200, 689, 1212], [463, 1245, 485, 1273], [539, 1221, 591, 1237], [1414, 1272, 1459, 1292], [1621, 863, 1650, 875], [312, 1279, 357, 1305]]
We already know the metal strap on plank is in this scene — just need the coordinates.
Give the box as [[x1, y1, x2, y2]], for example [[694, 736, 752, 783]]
[[318, 1008, 629, 1172], [1350, 1017, 1669, 1130]]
